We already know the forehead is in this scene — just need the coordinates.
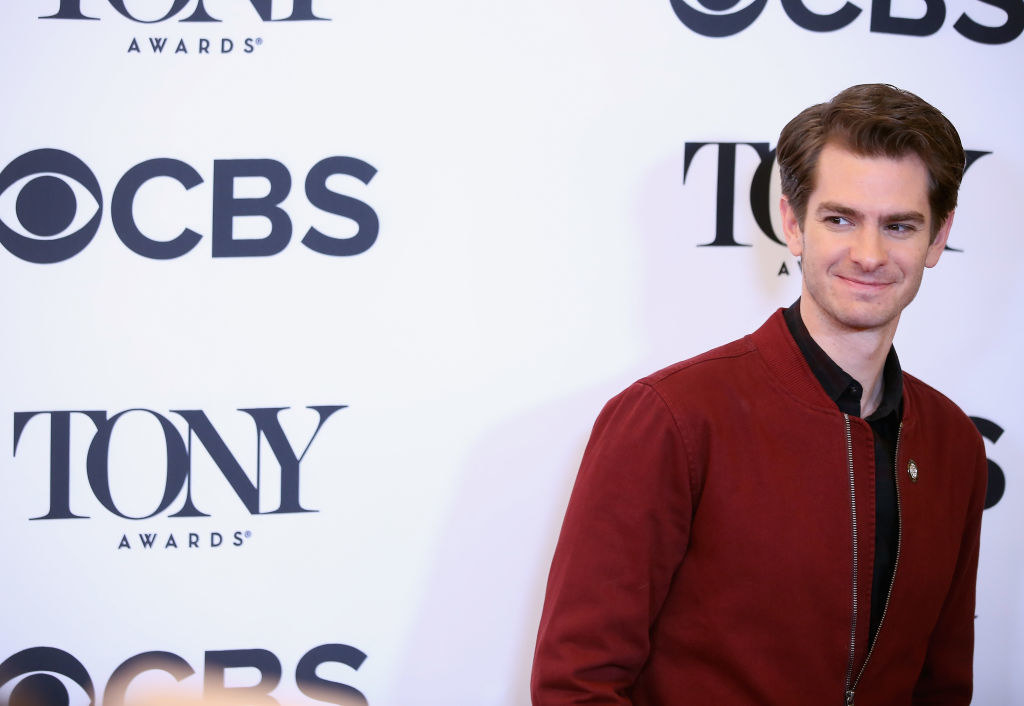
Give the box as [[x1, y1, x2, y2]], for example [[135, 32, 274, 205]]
[[810, 142, 931, 214]]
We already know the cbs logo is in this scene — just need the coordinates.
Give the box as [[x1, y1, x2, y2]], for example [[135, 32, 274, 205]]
[[0, 645, 368, 706], [668, 0, 1022, 43], [0, 149, 379, 264]]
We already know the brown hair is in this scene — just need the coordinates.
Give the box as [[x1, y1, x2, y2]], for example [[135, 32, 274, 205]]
[[777, 84, 965, 239]]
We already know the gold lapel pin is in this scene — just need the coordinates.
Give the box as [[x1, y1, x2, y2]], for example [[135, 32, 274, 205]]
[[908, 460, 919, 483]]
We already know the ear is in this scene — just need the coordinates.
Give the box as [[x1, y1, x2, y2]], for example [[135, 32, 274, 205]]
[[925, 210, 954, 268], [780, 196, 803, 257]]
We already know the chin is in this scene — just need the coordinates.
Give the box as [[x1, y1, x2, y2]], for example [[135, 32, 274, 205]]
[[825, 303, 901, 332]]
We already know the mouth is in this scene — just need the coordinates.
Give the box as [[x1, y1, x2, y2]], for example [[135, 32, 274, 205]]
[[836, 275, 895, 291]]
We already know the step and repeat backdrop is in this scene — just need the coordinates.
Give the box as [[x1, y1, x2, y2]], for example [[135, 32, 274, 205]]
[[1, 1, 1021, 704]]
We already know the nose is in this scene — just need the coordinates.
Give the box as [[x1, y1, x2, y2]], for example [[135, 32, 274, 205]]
[[848, 228, 887, 270]]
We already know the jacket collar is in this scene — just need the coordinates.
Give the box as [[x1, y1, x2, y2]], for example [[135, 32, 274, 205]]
[[783, 299, 903, 422], [748, 309, 919, 427]]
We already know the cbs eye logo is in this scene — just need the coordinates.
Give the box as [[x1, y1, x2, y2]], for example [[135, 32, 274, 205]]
[[669, 0, 768, 37], [0, 647, 95, 706], [0, 150, 102, 264]]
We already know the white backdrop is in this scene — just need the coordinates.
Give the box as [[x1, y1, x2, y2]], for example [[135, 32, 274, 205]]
[[1, 1, 1021, 704]]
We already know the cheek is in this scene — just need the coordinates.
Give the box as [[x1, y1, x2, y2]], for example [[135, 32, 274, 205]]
[[896, 245, 933, 273], [802, 240, 840, 270]]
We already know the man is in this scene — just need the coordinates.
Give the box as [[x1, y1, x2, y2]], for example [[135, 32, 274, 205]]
[[531, 84, 987, 705]]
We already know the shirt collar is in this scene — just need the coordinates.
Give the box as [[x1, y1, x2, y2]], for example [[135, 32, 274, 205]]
[[782, 299, 902, 421]]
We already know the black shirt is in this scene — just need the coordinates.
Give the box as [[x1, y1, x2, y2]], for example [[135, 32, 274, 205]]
[[783, 300, 901, 643]]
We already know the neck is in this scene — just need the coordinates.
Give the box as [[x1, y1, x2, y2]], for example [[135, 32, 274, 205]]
[[798, 300, 895, 418]]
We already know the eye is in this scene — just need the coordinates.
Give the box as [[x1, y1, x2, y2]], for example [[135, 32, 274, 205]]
[[824, 215, 851, 226], [885, 223, 916, 233], [0, 149, 104, 264], [0, 671, 95, 706], [0, 173, 101, 240], [0, 647, 95, 706], [669, 0, 769, 37]]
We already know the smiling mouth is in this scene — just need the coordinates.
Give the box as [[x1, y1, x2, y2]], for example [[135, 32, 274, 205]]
[[836, 275, 894, 289]]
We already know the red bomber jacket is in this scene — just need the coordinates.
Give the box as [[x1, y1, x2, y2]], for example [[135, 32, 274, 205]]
[[532, 310, 987, 706]]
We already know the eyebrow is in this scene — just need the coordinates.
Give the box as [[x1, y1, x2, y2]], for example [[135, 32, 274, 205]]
[[884, 211, 927, 224], [816, 202, 861, 220], [816, 202, 926, 224]]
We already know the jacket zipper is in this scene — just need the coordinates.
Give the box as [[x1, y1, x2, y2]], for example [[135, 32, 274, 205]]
[[842, 414, 858, 705], [846, 422, 904, 703]]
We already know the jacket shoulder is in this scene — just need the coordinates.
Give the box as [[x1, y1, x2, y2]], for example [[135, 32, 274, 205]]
[[639, 336, 759, 389], [902, 372, 979, 434]]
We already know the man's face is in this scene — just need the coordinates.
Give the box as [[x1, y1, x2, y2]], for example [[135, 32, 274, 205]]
[[780, 143, 952, 337]]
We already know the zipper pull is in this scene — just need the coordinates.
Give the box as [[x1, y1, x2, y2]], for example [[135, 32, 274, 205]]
[[845, 690, 855, 706]]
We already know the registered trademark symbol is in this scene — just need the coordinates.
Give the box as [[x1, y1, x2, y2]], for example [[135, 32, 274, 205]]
[[245, 530, 252, 538], [256, 38, 263, 46]]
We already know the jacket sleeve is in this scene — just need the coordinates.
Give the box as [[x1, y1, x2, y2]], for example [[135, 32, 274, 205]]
[[531, 382, 695, 705], [912, 432, 988, 705]]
